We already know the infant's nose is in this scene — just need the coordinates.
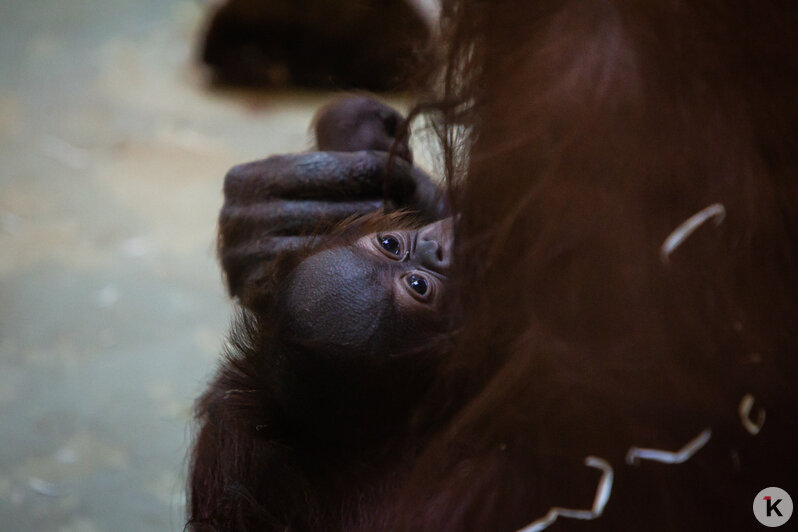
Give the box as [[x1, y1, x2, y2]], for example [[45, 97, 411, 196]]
[[415, 218, 452, 274]]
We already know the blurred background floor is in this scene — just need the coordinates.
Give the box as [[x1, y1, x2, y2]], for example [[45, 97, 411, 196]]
[[0, 1, 395, 529]]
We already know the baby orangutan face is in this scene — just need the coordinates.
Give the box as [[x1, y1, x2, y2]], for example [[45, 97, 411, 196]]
[[283, 218, 452, 357]]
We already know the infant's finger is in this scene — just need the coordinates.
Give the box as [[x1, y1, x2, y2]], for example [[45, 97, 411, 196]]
[[223, 151, 416, 202], [219, 199, 383, 245], [220, 235, 318, 300]]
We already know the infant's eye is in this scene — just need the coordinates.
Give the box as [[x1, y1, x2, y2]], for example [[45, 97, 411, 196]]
[[407, 274, 428, 295], [378, 234, 401, 256]]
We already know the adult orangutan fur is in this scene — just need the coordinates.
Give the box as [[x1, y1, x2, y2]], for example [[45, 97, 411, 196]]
[[386, 1, 798, 530]]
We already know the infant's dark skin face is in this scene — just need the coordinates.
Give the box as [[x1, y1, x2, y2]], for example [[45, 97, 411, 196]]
[[284, 218, 452, 356]]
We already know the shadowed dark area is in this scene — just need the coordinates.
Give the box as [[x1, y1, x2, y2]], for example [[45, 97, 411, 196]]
[[201, 0, 432, 91]]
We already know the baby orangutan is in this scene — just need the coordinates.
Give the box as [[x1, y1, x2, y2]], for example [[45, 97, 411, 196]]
[[188, 95, 453, 531]]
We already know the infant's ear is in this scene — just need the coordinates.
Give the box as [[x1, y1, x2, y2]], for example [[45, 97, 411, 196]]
[[313, 95, 413, 164]]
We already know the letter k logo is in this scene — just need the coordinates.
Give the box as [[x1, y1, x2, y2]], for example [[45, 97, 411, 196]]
[[754, 488, 792, 527], [765, 496, 784, 518]]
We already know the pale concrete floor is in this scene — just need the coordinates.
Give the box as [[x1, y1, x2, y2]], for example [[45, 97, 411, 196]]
[[0, 1, 386, 530]]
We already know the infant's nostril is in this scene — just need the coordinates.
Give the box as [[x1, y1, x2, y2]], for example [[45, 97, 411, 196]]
[[383, 113, 398, 136], [414, 218, 453, 274], [416, 239, 448, 272]]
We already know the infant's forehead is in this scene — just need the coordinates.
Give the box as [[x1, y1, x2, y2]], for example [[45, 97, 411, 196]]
[[294, 245, 381, 285], [285, 246, 393, 350]]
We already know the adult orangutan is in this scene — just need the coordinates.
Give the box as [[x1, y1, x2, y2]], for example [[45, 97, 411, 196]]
[[385, 1, 798, 531]]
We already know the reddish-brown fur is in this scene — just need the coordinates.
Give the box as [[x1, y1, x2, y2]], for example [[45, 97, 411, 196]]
[[189, 1, 798, 530], [387, 1, 798, 530]]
